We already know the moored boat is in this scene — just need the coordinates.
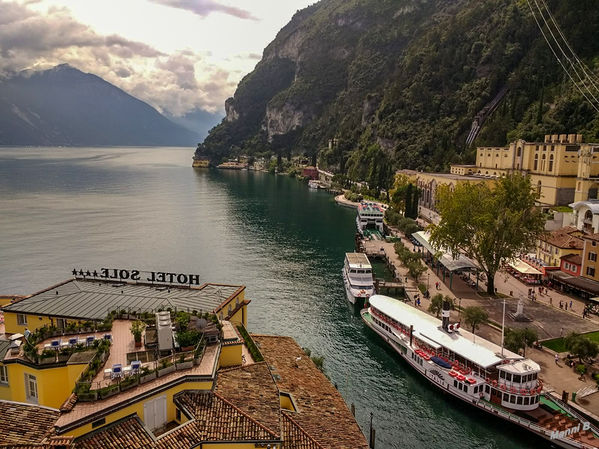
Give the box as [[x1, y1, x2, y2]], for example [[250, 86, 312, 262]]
[[342, 253, 375, 305], [356, 202, 384, 235], [361, 294, 599, 449]]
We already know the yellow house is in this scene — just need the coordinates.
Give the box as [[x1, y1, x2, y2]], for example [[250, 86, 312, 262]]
[[475, 134, 599, 206], [581, 234, 599, 282], [0, 274, 368, 449], [535, 226, 583, 269]]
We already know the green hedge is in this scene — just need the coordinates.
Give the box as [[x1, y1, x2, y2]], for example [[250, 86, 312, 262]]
[[237, 325, 264, 362]]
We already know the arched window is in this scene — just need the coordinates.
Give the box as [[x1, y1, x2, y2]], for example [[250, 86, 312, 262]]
[[541, 154, 546, 171], [534, 154, 538, 171], [517, 147, 522, 157], [549, 154, 554, 172]]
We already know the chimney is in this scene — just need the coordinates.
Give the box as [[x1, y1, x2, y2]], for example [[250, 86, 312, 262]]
[[442, 300, 451, 331]]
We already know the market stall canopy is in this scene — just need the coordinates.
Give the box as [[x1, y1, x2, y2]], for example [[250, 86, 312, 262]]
[[508, 259, 542, 276], [412, 231, 479, 272]]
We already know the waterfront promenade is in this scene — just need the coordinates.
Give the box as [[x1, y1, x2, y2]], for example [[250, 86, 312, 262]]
[[361, 226, 599, 417]]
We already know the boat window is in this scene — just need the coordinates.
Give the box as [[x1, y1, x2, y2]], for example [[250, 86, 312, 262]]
[[350, 269, 356, 273], [454, 380, 458, 388], [506, 372, 512, 382], [473, 386, 478, 394], [510, 395, 515, 404], [464, 386, 468, 393], [517, 396, 523, 405], [499, 371, 505, 379], [524, 397, 530, 405], [485, 385, 490, 394], [503, 393, 508, 401], [513, 374, 521, 383]]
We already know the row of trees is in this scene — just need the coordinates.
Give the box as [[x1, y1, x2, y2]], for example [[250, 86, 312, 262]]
[[394, 241, 426, 280]]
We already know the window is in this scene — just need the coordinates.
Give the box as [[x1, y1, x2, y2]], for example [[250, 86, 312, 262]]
[[0, 365, 8, 385], [17, 314, 27, 326], [56, 318, 67, 329], [589, 252, 597, 262], [510, 395, 516, 404], [503, 393, 508, 401], [524, 397, 530, 405], [25, 373, 38, 403], [517, 147, 522, 157], [587, 267, 596, 277], [549, 154, 554, 172], [517, 396, 523, 405], [534, 154, 539, 170], [485, 385, 490, 394], [513, 374, 521, 383], [464, 386, 468, 394]]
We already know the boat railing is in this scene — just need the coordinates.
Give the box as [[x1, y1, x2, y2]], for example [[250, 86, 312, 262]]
[[479, 399, 594, 448], [544, 393, 599, 436]]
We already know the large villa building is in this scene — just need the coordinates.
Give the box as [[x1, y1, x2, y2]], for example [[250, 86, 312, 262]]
[[0, 271, 368, 449], [409, 134, 599, 223]]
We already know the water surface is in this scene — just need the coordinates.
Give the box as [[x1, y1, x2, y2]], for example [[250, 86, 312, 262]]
[[0, 147, 541, 448]]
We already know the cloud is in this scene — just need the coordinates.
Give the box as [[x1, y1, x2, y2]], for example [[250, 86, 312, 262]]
[[0, 1, 237, 116], [150, 0, 257, 20]]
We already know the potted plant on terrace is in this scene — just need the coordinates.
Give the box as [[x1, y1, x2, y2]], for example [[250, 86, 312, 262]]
[[130, 320, 146, 348]]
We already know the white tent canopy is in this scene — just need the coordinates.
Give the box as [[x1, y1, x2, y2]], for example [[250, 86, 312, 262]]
[[508, 259, 542, 276]]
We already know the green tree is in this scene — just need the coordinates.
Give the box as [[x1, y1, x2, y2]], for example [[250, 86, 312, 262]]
[[430, 174, 545, 295], [463, 306, 489, 335], [428, 294, 453, 318], [564, 333, 599, 363], [504, 327, 538, 356]]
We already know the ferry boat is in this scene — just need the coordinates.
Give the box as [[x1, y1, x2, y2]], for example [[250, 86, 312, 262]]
[[342, 253, 375, 305], [356, 202, 384, 235], [361, 295, 599, 449]]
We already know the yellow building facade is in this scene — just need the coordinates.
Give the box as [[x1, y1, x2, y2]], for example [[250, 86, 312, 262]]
[[475, 134, 599, 206], [581, 234, 599, 282], [535, 226, 584, 269]]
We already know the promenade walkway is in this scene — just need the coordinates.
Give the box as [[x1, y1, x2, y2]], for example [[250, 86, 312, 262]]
[[363, 225, 599, 416]]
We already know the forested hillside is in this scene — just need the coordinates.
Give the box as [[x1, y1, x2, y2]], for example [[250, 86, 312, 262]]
[[197, 0, 599, 175]]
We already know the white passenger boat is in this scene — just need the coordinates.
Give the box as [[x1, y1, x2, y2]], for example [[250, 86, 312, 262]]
[[342, 253, 375, 305], [361, 294, 599, 449], [356, 202, 384, 235], [308, 179, 320, 189]]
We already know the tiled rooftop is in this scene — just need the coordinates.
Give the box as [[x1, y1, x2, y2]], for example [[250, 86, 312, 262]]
[[0, 400, 59, 446], [74, 415, 155, 449], [2, 279, 244, 321], [215, 362, 281, 435], [253, 335, 369, 449], [542, 226, 584, 249]]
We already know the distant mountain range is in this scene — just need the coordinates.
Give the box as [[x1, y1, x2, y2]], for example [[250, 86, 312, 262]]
[[0, 64, 218, 147]]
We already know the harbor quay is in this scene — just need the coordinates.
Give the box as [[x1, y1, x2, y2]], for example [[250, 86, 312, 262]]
[[0, 270, 368, 449], [357, 226, 599, 421]]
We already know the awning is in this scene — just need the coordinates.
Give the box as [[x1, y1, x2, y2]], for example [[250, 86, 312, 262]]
[[412, 231, 479, 272], [508, 259, 542, 276], [549, 270, 599, 296]]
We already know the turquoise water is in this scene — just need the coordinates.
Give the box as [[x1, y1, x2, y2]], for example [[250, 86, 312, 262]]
[[0, 147, 542, 448]]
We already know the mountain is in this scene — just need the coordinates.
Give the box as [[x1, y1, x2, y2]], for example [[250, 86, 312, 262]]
[[198, 0, 599, 175], [165, 108, 223, 141], [0, 64, 200, 146]]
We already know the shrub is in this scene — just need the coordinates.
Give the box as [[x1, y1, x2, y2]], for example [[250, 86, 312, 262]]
[[576, 364, 587, 375]]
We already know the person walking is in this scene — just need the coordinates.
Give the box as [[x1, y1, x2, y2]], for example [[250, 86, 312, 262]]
[[570, 300, 573, 310], [555, 354, 559, 365]]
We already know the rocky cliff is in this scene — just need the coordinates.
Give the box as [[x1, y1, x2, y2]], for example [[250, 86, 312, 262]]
[[198, 0, 599, 174]]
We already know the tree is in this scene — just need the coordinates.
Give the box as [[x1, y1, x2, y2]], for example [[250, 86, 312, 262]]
[[504, 327, 538, 356], [564, 332, 599, 363], [428, 294, 453, 318], [463, 306, 489, 335], [430, 174, 545, 295]]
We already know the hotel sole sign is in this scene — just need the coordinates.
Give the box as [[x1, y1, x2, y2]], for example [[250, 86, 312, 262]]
[[72, 267, 201, 286]]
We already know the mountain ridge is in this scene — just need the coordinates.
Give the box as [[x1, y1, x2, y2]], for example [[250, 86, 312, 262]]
[[0, 64, 201, 147], [198, 0, 599, 175]]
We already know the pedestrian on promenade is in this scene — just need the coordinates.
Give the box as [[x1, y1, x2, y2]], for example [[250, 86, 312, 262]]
[[417, 298, 421, 307], [570, 300, 573, 310], [549, 297, 553, 306], [560, 327, 564, 337], [559, 300, 563, 309], [565, 303, 568, 311], [555, 354, 559, 365]]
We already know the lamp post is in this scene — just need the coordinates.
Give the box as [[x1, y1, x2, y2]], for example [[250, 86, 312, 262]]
[[427, 272, 430, 290]]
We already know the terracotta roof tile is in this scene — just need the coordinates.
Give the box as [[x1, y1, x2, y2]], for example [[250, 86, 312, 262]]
[[282, 411, 325, 449], [74, 416, 154, 449], [0, 401, 59, 446], [252, 336, 368, 449], [215, 362, 280, 434], [541, 227, 583, 249], [156, 392, 279, 448], [561, 253, 582, 265]]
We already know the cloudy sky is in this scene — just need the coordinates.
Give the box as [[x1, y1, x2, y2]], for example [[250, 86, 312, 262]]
[[0, 0, 314, 116]]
